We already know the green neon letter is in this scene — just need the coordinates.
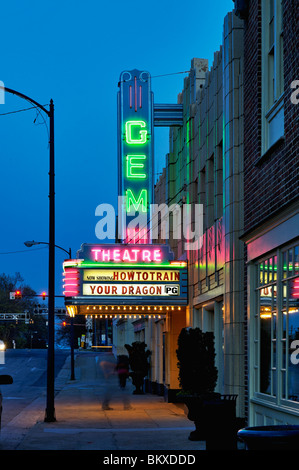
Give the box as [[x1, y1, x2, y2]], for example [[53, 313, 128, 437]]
[[126, 188, 148, 213], [125, 120, 148, 144], [126, 155, 146, 179]]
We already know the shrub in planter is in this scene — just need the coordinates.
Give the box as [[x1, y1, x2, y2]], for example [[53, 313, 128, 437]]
[[176, 327, 237, 447], [176, 327, 218, 433], [176, 327, 218, 398], [125, 341, 151, 394]]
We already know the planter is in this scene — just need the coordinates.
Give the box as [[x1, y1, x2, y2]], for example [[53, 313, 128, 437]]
[[130, 372, 145, 394], [125, 341, 151, 395], [184, 393, 238, 450], [176, 328, 236, 449], [237, 425, 299, 450]]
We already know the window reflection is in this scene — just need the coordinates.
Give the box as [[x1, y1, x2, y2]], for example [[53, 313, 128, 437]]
[[256, 246, 299, 403], [288, 289, 299, 401]]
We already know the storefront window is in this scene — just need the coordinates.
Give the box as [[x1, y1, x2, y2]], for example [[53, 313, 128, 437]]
[[255, 243, 299, 403], [282, 273, 299, 402]]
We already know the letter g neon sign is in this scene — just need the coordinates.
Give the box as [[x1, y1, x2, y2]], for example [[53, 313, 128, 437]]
[[125, 120, 148, 144]]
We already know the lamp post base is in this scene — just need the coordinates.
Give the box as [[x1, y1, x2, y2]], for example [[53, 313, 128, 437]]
[[44, 409, 56, 422]]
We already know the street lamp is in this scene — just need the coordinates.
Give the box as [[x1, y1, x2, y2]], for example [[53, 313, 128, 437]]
[[24, 240, 75, 381], [24, 240, 71, 258], [0, 85, 56, 422]]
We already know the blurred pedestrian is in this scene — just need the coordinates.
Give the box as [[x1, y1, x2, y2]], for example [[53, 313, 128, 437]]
[[100, 357, 116, 410]]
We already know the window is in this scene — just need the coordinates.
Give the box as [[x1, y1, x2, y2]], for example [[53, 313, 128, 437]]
[[262, 0, 284, 152], [215, 142, 223, 220], [207, 155, 215, 227], [254, 243, 299, 404], [281, 246, 299, 401], [257, 255, 278, 395], [199, 167, 206, 231]]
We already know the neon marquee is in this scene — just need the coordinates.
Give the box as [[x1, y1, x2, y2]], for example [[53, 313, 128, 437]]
[[76, 243, 175, 264], [63, 244, 188, 304], [118, 70, 154, 242], [91, 247, 161, 262]]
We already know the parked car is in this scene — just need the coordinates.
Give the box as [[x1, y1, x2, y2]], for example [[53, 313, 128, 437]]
[[0, 375, 13, 430]]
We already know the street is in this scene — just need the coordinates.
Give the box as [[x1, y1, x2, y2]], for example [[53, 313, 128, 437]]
[[0, 349, 210, 452], [0, 349, 69, 428]]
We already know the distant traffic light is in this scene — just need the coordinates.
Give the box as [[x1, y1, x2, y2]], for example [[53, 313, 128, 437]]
[[42, 292, 47, 300], [15, 290, 22, 299]]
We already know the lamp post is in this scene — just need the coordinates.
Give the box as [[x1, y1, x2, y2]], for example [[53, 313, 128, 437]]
[[24, 240, 75, 381], [0, 85, 56, 422]]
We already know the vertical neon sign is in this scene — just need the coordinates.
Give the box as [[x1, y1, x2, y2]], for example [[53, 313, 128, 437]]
[[118, 70, 154, 243]]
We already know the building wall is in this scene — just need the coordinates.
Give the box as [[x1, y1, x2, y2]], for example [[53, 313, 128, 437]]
[[242, 0, 299, 425], [222, 12, 245, 416], [154, 12, 246, 417]]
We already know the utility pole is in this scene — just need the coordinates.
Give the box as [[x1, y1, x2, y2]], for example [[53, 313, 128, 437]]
[[45, 99, 56, 422], [0, 86, 56, 422]]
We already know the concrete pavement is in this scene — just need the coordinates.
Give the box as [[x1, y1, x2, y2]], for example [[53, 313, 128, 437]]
[[0, 351, 209, 451]]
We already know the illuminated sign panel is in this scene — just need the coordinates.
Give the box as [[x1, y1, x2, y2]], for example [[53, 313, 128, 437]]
[[118, 70, 154, 242], [83, 284, 180, 296], [76, 243, 174, 264], [83, 270, 180, 282], [63, 243, 188, 306]]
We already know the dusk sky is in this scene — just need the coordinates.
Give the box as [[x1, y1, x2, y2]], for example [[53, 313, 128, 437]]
[[0, 0, 234, 301]]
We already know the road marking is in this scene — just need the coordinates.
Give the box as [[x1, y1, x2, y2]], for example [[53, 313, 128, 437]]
[[43, 426, 194, 434], [4, 397, 23, 399]]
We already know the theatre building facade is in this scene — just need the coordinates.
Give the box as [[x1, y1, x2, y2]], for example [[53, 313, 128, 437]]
[[155, 12, 246, 419]]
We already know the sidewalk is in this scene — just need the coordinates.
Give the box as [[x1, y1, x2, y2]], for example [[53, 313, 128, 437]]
[[0, 352, 208, 451]]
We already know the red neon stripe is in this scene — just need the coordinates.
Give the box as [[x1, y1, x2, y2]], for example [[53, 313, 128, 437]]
[[129, 86, 132, 108], [139, 85, 142, 108], [134, 77, 137, 112]]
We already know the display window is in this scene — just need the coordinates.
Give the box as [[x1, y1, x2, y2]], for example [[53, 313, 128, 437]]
[[254, 243, 299, 405]]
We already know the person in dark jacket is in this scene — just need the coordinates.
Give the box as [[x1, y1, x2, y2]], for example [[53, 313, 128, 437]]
[[116, 355, 132, 410], [116, 355, 129, 389]]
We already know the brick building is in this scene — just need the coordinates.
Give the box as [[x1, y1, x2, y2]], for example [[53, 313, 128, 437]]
[[237, 0, 299, 425]]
